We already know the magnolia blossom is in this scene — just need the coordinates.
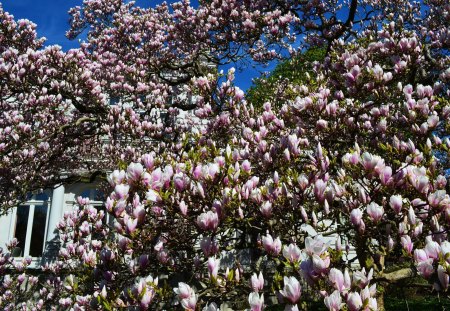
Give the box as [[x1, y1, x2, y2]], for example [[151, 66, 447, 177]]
[[346, 292, 362, 311], [207, 257, 220, 278], [181, 293, 198, 311], [282, 243, 302, 263], [304, 235, 328, 256], [280, 276, 301, 304], [324, 290, 342, 311], [401, 235, 413, 254], [350, 209, 362, 227], [352, 268, 373, 289], [107, 170, 126, 186], [262, 234, 282, 255], [251, 272, 264, 292], [328, 268, 345, 292], [114, 184, 130, 200], [248, 292, 264, 311], [175, 283, 197, 310], [366, 202, 384, 222], [417, 259, 434, 278], [1, 1, 450, 310], [389, 195, 403, 213], [197, 211, 219, 231], [146, 189, 161, 202], [174, 282, 193, 299], [425, 239, 440, 259], [127, 162, 144, 182]]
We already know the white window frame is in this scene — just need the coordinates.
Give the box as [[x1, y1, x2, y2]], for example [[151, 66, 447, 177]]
[[9, 194, 50, 258]]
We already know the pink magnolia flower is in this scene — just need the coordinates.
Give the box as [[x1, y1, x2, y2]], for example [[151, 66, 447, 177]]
[[260, 201, 273, 217], [174, 282, 193, 299], [79, 221, 91, 236], [344, 269, 352, 289], [140, 286, 155, 308], [366, 297, 378, 311], [425, 239, 441, 259], [328, 268, 345, 292], [389, 195, 403, 213], [242, 159, 251, 172], [324, 290, 342, 311], [283, 243, 302, 263], [350, 209, 362, 227], [428, 190, 450, 210], [280, 276, 301, 304], [250, 272, 264, 292], [346, 292, 362, 311], [312, 254, 330, 273], [387, 235, 395, 251], [141, 153, 154, 169], [82, 250, 97, 267], [262, 234, 282, 255], [353, 268, 373, 289], [197, 211, 219, 232], [379, 166, 392, 185], [124, 216, 138, 234], [127, 162, 144, 182], [314, 179, 327, 203], [179, 201, 188, 216], [114, 184, 129, 200], [366, 202, 384, 222], [107, 170, 126, 186], [361, 152, 384, 172], [207, 257, 220, 278], [407, 206, 416, 225], [193, 165, 203, 180], [414, 249, 428, 263], [181, 293, 197, 311], [441, 241, 450, 260], [304, 235, 328, 256], [417, 259, 434, 278], [146, 189, 161, 202], [156, 248, 170, 264], [401, 235, 413, 254], [173, 173, 188, 192], [248, 292, 264, 311]]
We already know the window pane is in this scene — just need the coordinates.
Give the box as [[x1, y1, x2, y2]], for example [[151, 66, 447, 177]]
[[93, 190, 105, 201], [81, 189, 91, 198], [35, 192, 49, 201], [14, 205, 29, 257], [29, 205, 48, 257]]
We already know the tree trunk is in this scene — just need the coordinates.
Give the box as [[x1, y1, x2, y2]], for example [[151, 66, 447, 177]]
[[376, 288, 385, 311], [374, 268, 416, 311]]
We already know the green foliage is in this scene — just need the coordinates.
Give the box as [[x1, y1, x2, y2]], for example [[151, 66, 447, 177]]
[[246, 48, 326, 109], [385, 296, 450, 310]]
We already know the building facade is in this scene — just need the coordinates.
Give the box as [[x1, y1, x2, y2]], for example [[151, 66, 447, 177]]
[[0, 95, 203, 267], [0, 183, 107, 267]]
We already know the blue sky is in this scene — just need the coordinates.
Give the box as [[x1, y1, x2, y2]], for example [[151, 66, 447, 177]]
[[2, 0, 80, 49], [1, 0, 271, 90]]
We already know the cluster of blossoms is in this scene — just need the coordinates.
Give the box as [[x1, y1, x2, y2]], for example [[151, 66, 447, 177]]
[[1, 0, 450, 310]]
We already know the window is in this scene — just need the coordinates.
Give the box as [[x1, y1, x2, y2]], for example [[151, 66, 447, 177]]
[[80, 188, 112, 226], [12, 193, 50, 257], [110, 96, 120, 105]]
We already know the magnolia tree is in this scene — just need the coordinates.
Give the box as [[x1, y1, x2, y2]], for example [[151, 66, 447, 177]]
[[1, 0, 450, 310]]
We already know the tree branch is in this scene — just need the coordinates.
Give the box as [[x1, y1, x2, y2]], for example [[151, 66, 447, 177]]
[[375, 268, 416, 283]]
